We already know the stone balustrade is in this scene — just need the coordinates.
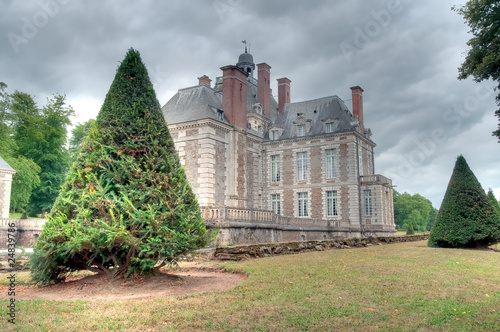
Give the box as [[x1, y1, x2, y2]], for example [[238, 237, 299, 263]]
[[0, 218, 47, 229], [360, 174, 392, 186], [200, 206, 349, 230]]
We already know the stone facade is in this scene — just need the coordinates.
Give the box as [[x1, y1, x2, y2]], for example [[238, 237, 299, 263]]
[[162, 50, 395, 245], [0, 156, 15, 219]]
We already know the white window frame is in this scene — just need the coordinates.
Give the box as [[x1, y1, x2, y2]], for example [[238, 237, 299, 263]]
[[296, 152, 307, 180], [298, 192, 308, 217], [325, 149, 337, 178], [326, 190, 338, 217], [325, 122, 334, 133], [364, 189, 372, 216], [271, 194, 281, 215], [271, 155, 280, 182], [271, 130, 279, 140], [297, 124, 306, 137]]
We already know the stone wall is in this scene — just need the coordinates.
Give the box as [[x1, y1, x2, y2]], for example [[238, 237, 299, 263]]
[[214, 234, 429, 260], [0, 171, 15, 219], [0, 219, 45, 249]]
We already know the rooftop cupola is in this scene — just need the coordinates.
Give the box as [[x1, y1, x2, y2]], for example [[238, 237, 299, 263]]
[[236, 41, 255, 77]]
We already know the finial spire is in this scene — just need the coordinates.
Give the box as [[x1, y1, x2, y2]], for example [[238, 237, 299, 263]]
[[242, 40, 247, 53]]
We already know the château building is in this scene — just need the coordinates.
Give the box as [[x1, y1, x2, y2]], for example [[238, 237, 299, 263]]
[[162, 49, 395, 244]]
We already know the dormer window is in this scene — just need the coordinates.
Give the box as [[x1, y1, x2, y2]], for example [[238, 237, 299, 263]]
[[297, 124, 306, 137], [271, 130, 279, 140], [217, 109, 224, 121], [325, 122, 334, 133]]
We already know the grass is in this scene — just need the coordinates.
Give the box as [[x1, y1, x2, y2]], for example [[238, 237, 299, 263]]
[[1, 240, 499, 331], [8, 212, 43, 219]]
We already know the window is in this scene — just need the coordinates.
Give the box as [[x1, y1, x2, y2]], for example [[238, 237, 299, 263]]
[[271, 194, 281, 215], [325, 149, 336, 178], [296, 152, 307, 180], [326, 191, 338, 217], [217, 109, 224, 121], [364, 190, 372, 216], [271, 155, 281, 182], [271, 130, 279, 140], [297, 124, 306, 137], [298, 192, 308, 217], [358, 147, 363, 176], [326, 122, 334, 133]]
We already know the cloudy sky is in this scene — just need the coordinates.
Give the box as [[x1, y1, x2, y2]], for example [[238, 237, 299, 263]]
[[1, 0, 499, 207]]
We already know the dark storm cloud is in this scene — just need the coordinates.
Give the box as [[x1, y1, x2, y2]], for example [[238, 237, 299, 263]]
[[1, 0, 498, 206]]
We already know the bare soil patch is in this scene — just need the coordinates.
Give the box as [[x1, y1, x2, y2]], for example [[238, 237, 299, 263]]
[[2, 266, 245, 302]]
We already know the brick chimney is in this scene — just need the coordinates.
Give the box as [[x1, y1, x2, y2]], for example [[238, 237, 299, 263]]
[[198, 75, 211, 87], [350, 86, 364, 133], [277, 77, 291, 112], [257, 63, 271, 117], [221, 65, 248, 129]]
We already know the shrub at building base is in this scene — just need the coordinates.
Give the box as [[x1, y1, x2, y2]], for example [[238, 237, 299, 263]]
[[30, 49, 207, 284], [428, 155, 500, 248]]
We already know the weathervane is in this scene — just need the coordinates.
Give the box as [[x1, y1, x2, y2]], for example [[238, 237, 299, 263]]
[[242, 40, 250, 53]]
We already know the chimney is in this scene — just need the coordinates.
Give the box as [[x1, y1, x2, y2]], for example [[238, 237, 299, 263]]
[[198, 75, 211, 87], [350, 86, 364, 133], [277, 77, 291, 112], [257, 63, 271, 117], [221, 65, 248, 129]]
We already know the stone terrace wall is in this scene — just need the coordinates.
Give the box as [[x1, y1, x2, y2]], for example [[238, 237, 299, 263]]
[[214, 234, 429, 260], [0, 219, 45, 249]]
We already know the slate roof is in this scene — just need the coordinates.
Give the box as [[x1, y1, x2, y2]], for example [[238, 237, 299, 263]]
[[162, 76, 279, 126], [162, 85, 224, 125], [0, 155, 15, 172], [268, 95, 357, 140]]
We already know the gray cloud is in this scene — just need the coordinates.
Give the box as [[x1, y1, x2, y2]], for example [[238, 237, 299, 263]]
[[1, 0, 498, 207]]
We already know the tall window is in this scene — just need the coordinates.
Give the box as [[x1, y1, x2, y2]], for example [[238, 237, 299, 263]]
[[325, 122, 334, 133], [326, 190, 338, 217], [358, 147, 363, 176], [325, 149, 336, 178], [298, 192, 308, 217], [364, 189, 372, 216], [297, 124, 306, 137], [271, 194, 281, 215], [297, 152, 307, 180], [271, 130, 279, 140], [271, 155, 280, 182]]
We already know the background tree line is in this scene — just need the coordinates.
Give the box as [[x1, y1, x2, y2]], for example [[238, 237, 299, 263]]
[[0, 82, 75, 217], [393, 190, 438, 232]]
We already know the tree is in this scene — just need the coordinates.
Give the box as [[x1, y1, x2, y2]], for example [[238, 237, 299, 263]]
[[30, 49, 207, 285], [428, 155, 500, 248], [8, 92, 74, 215], [393, 190, 434, 231], [5, 156, 40, 217], [454, 1, 500, 141], [487, 188, 500, 216], [69, 119, 96, 162]]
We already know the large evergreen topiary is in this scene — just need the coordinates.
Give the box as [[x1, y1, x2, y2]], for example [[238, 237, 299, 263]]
[[428, 155, 500, 248], [30, 49, 207, 284]]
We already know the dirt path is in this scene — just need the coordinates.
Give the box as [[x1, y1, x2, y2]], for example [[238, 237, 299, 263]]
[[1, 266, 245, 302]]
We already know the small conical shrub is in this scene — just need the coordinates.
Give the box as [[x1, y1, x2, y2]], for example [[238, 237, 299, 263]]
[[30, 49, 207, 284], [406, 223, 415, 235], [428, 155, 500, 248]]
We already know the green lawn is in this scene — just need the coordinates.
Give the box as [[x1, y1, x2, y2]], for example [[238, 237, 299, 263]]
[[1, 240, 499, 331], [8, 213, 43, 219]]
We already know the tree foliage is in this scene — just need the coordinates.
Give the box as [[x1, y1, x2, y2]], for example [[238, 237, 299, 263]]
[[69, 119, 96, 161], [5, 155, 40, 215], [30, 49, 207, 284], [454, 1, 500, 140], [393, 190, 436, 231], [487, 188, 500, 217], [428, 155, 500, 248]]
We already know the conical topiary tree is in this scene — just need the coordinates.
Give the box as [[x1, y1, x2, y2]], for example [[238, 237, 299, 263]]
[[428, 155, 500, 248], [30, 49, 207, 284]]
